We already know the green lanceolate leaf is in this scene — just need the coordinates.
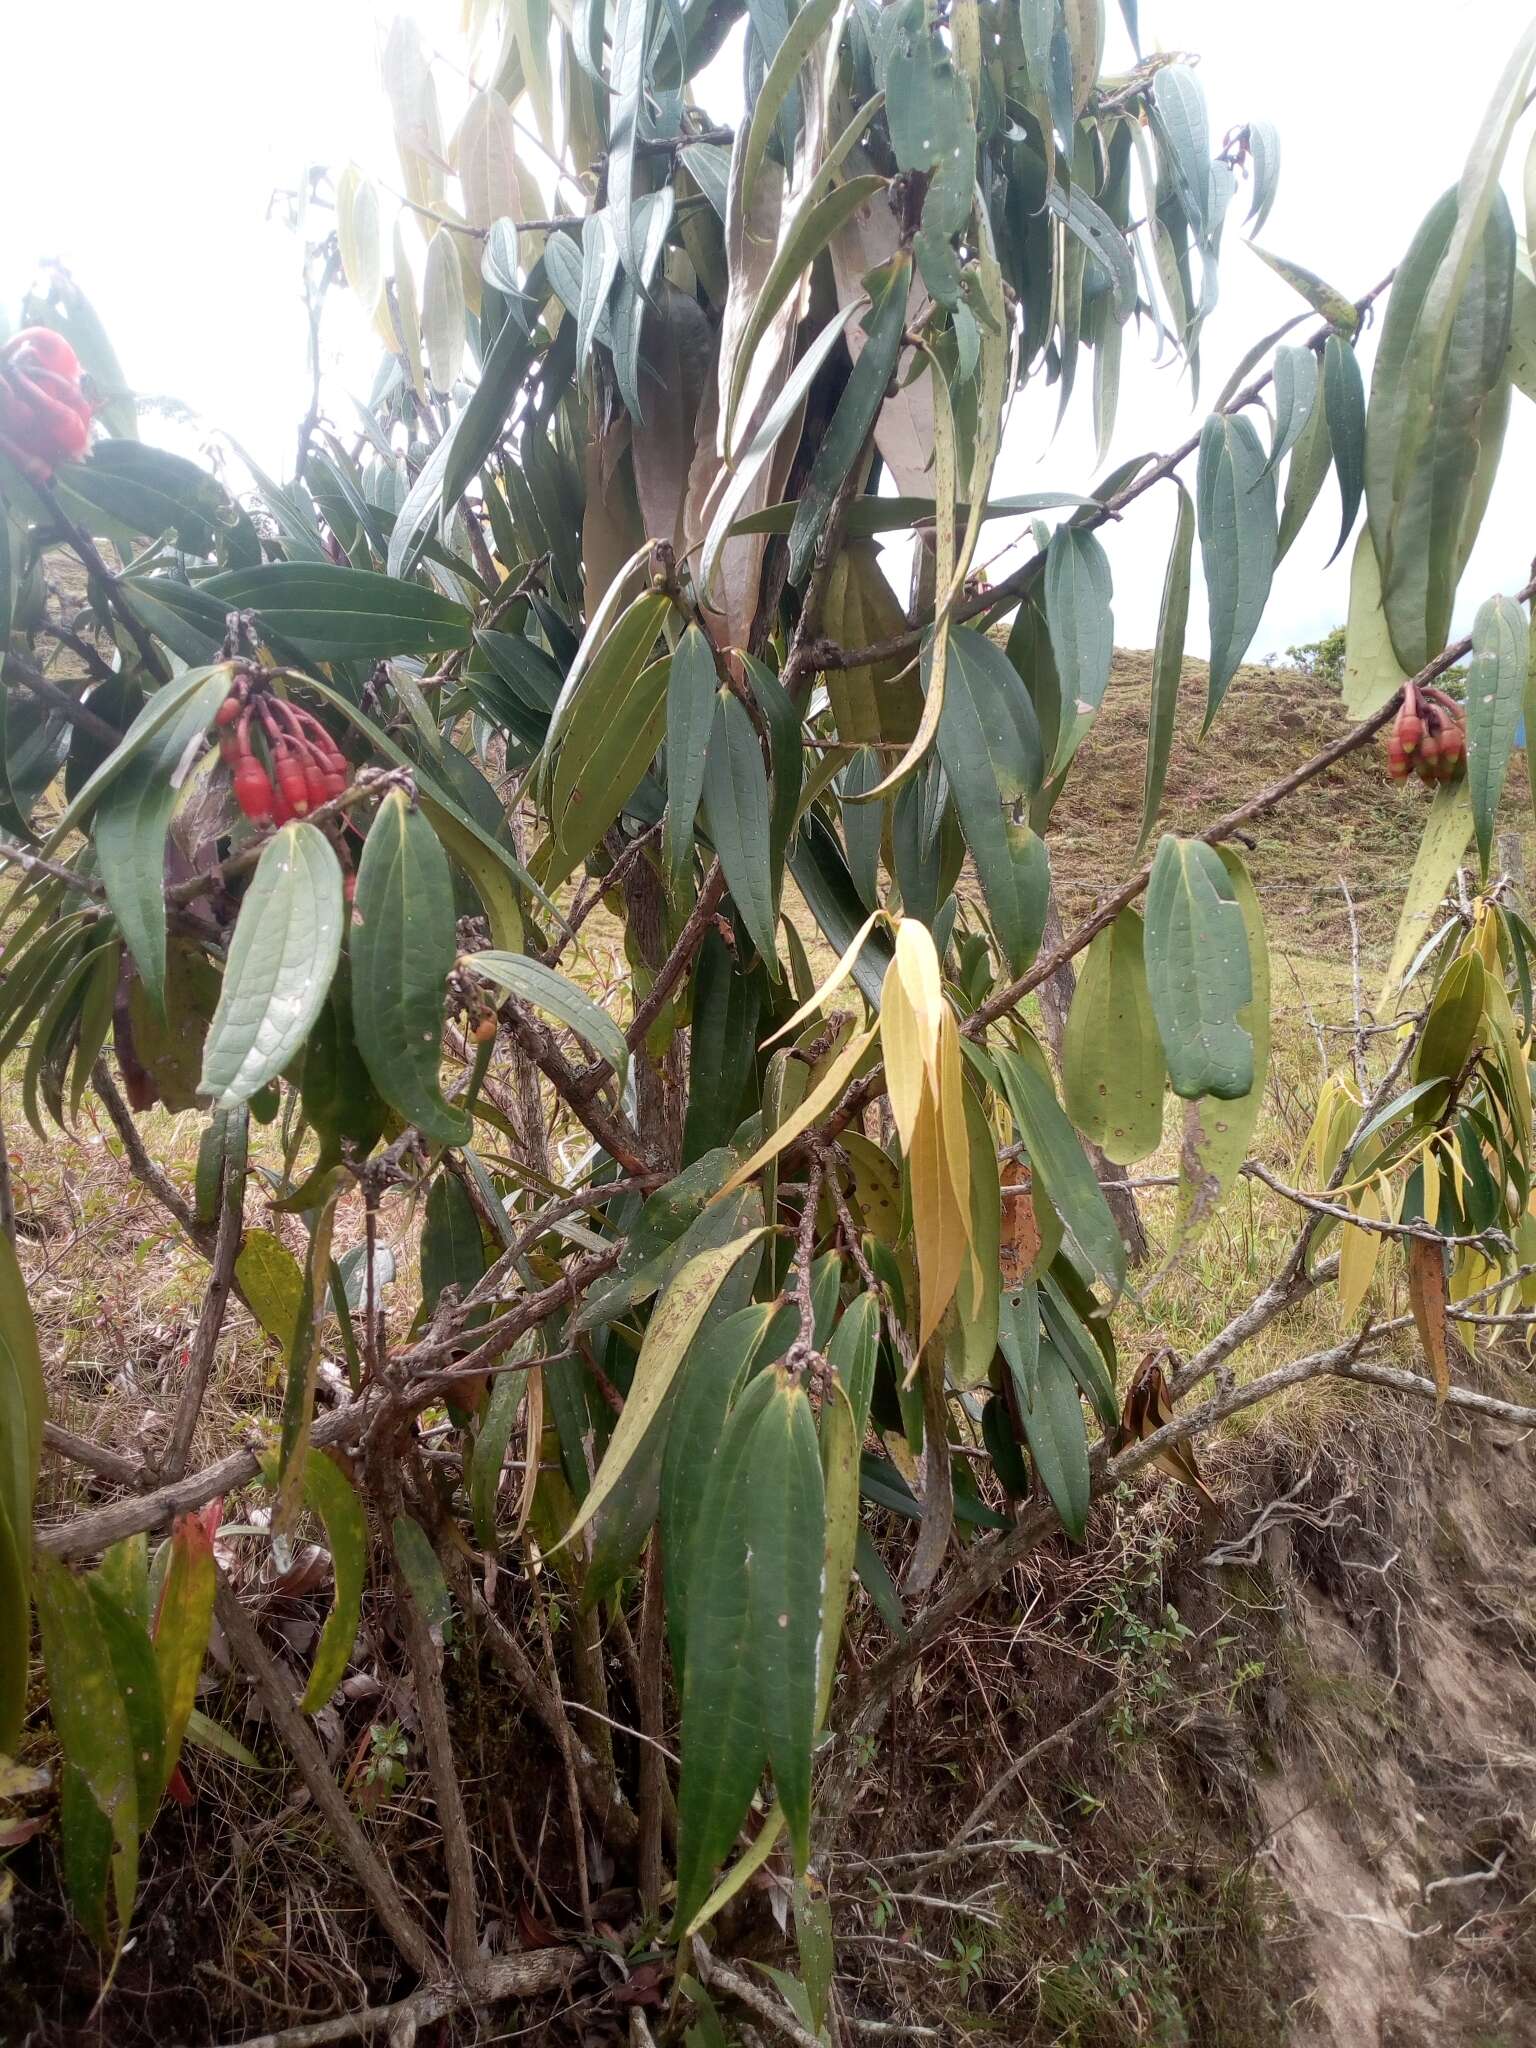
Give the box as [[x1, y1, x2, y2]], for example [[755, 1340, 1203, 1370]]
[[1144, 835, 1254, 1100], [1322, 334, 1366, 564], [702, 690, 778, 970], [548, 636, 671, 880], [1139, 480, 1194, 851], [665, 625, 718, 889], [1262, 345, 1319, 479], [1015, 1337, 1089, 1541], [89, 666, 232, 1013], [1197, 412, 1277, 729], [203, 565, 472, 660], [949, 1084, 1002, 1390], [1380, 779, 1475, 1008], [787, 252, 913, 586], [0, 1233, 45, 1753], [661, 1303, 788, 1675], [470, 951, 629, 1082], [562, 1228, 771, 1548], [1465, 592, 1530, 877], [35, 1556, 139, 1947], [199, 824, 344, 1110], [420, 1170, 488, 1315], [744, 1373, 824, 1871], [351, 788, 470, 1145], [935, 627, 1048, 975], [150, 1511, 215, 1793], [1275, 376, 1333, 563], [1341, 528, 1409, 717], [1063, 909, 1166, 1165], [1044, 524, 1114, 777], [1365, 187, 1515, 674], [675, 1366, 779, 1932], [994, 1046, 1125, 1298], [683, 926, 763, 1164], [1175, 847, 1270, 1242], [470, 1353, 532, 1550], [235, 1229, 304, 1349]]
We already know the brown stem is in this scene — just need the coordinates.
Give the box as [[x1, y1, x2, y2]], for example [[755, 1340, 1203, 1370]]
[[440, 1541, 639, 1849], [91, 1060, 209, 1247], [213, 1572, 433, 1974], [211, 1949, 580, 2048], [378, 1460, 480, 1973], [34, 477, 171, 683], [41, 1420, 143, 1485], [3, 655, 124, 746], [162, 1113, 247, 1482], [528, 1560, 594, 1929]]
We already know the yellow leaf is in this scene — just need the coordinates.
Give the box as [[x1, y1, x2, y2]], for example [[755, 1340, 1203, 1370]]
[[1337, 1181, 1384, 1323], [716, 1027, 879, 1200], [909, 1088, 968, 1350], [880, 955, 926, 1153], [762, 909, 882, 1048]]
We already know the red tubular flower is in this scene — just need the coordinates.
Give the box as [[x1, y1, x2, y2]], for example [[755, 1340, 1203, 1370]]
[[0, 328, 93, 479]]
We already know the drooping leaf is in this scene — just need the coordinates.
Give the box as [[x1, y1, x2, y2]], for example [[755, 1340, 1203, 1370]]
[[935, 627, 1049, 975], [351, 788, 470, 1146], [1407, 1236, 1451, 1402], [674, 1366, 778, 1932], [561, 1229, 771, 1548], [1175, 848, 1271, 1243], [1139, 480, 1194, 850], [994, 1046, 1126, 1299], [1012, 1337, 1089, 1541], [1341, 529, 1408, 717], [35, 1556, 139, 1947], [683, 928, 764, 1165], [1044, 524, 1114, 777], [744, 1372, 824, 1868], [702, 690, 779, 970], [150, 1513, 216, 1792], [1143, 835, 1254, 1100], [1321, 334, 1366, 564], [1364, 187, 1515, 674], [1063, 910, 1166, 1165], [1379, 779, 1475, 1008], [89, 667, 232, 1013], [199, 824, 344, 1110], [1197, 412, 1277, 728], [470, 951, 629, 1083], [665, 625, 718, 890], [1262, 345, 1319, 479], [1464, 592, 1530, 877], [661, 1303, 789, 1675]]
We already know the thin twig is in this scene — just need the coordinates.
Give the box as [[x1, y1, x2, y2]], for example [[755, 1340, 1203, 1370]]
[[162, 1114, 246, 1482], [213, 1573, 432, 1974], [208, 1948, 580, 2048]]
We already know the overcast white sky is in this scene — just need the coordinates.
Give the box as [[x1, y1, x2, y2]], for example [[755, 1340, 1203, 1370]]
[[3, 0, 1534, 653]]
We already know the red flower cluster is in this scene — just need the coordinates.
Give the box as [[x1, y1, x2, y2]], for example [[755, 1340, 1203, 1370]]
[[0, 327, 92, 480], [1386, 680, 1465, 786], [214, 673, 350, 825]]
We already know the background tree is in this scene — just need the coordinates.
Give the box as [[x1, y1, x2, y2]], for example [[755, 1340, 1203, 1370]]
[[5, 4, 1536, 2040]]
